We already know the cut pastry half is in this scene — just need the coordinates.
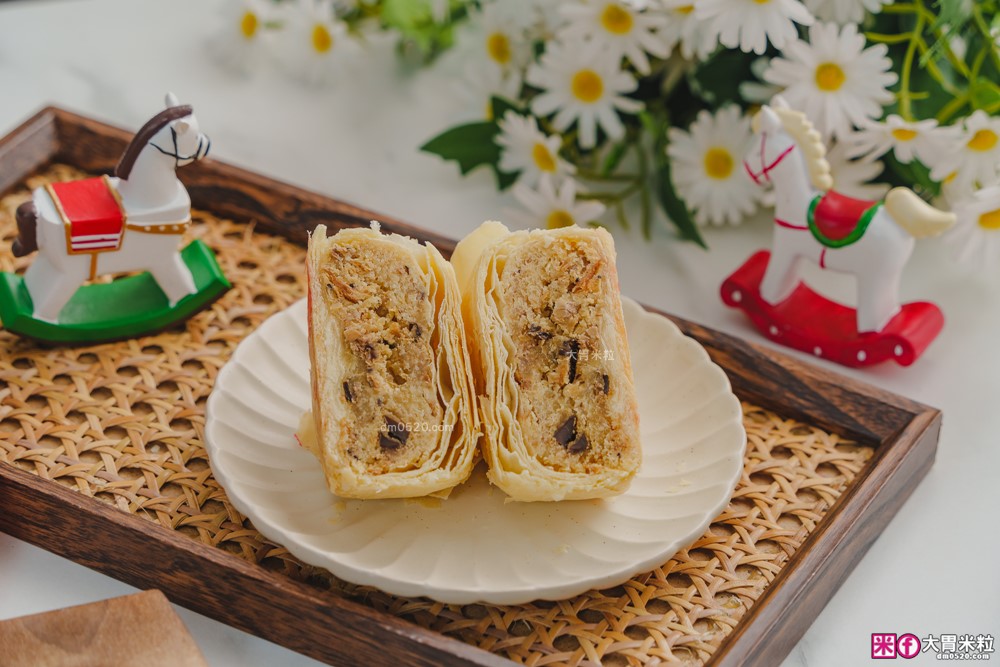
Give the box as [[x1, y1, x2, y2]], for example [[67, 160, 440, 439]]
[[302, 223, 478, 499], [451, 221, 641, 502]]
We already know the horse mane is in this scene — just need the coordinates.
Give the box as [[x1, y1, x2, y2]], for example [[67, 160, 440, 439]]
[[754, 106, 833, 192], [115, 105, 193, 180]]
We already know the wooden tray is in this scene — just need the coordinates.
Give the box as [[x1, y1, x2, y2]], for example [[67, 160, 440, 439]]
[[0, 108, 941, 667]]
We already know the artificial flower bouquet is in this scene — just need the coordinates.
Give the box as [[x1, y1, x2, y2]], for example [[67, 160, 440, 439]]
[[219, 0, 1000, 265], [420, 0, 1000, 265]]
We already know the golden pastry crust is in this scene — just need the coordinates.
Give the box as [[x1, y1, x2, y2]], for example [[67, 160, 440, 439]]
[[305, 223, 478, 499], [452, 222, 641, 501]]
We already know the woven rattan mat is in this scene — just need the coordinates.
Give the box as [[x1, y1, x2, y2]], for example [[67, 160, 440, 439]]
[[0, 165, 875, 667]]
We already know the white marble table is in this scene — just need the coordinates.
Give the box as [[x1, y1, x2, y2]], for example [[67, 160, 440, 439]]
[[1, 1, 997, 665]]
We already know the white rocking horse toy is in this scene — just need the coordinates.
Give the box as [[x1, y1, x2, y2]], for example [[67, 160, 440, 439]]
[[722, 97, 955, 367], [0, 93, 229, 344]]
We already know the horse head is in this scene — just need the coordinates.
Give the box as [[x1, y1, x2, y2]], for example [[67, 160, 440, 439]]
[[744, 97, 832, 192], [744, 100, 797, 187], [157, 92, 211, 168], [116, 93, 211, 182]]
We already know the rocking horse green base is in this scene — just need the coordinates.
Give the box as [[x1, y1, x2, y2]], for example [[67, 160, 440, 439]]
[[0, 241, 230, 345]]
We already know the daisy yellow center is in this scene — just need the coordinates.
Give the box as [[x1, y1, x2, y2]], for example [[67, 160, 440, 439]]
[[968, 129, 998, 152], [571, 70, 604, 103], [600, 4, 634, 34], [815, 63, 846, 92], [979, 208, 1000, 230], [891, 128, 919, 142], [704, 148, 734, 180], [675, 5, 695, 14], [532, 143, 557, 172], [547, 210, 575, 228], [753, 0, 771, 4], [312, 24, 333, 53], [240, 11, 258, 40], [487, 32, 512, 65]]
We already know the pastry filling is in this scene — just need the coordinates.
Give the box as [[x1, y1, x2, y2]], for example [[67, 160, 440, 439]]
[[319, 239, 442, 475], [499, 236, 638, 474]]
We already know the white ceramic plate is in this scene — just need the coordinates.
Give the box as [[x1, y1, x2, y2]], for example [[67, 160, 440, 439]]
[[205, 297, 745, 605]]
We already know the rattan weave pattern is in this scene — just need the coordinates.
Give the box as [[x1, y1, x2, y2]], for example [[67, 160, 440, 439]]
[[0, 165, 874, 667]]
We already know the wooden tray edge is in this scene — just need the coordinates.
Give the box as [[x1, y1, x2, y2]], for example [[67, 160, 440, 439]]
[[0, 463, 511, 667], [0, 105, 942, 667]]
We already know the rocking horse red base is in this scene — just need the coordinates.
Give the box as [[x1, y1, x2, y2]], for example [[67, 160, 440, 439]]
[[726, 97, 955, 368], [722, 251, 944, 367]]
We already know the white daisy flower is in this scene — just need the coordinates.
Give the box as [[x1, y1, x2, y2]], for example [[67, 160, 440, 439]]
[[523, 0, 570, 39], [763, 22, 897, 140], [826, 142, 890, 200], [694, 0, 814, 56], [496, 111, 576, 186], [558, 0, 669, 75], [274, 0, 356, 84], [526, 39, 642, 149], [511, 175, 607, 229], [945, 185, 1000, 272], [211, 0, 277, 74], [655, 0, 713, 60], [666, 106, 763, 226], [843, 116, 942, 164], [479, 0, 541, 32], [454, 61, 523, 122], [459, 2, 534, 73], [930, 111, 1000, 196], [803, 0, 890, 24]]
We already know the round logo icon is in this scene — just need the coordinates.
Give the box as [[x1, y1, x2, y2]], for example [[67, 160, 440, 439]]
[[897, 633, 921, 659]]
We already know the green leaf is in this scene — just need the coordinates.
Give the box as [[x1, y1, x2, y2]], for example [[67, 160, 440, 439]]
[[971, 78, 1000, 109], [420, 121, 519, 190], [381, 0, 432, 30], [638, 110, 661, 141], [490, 96, 523, 122], [654, 158, 706, 248], [380, 0, 463, 63], [601, 141, 630, 176], [421, 122, 500, 174]]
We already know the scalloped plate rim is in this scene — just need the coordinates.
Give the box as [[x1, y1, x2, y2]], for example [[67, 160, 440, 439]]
[[205, 297, 746, 605]]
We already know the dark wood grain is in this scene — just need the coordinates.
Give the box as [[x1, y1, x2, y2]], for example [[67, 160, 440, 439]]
[[0, 106, 942, 667], [0, 108, 59, 195], [0, 464, 511, 667], [659, 315, 930, 444]]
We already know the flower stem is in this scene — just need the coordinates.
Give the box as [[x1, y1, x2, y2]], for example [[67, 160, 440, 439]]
[[576, 169, 638, 182], [615, 201, 630, 231], [578, 180, 643, 202], [914, 36, 961, 95], [898, 9, 926, 121], [866, 31, 915, 45], [936, 91, 970, 123], [971, 5, 1000, 73], [637, 143, 652, 239]]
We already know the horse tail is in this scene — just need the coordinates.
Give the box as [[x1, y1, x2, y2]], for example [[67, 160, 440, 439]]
[[11, 201, 39, 257], [885, 187, 956, 239]]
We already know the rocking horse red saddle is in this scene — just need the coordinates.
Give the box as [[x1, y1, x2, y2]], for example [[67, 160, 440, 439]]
[[47, 176, 126, 254], [807, 190, 882, 248]]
